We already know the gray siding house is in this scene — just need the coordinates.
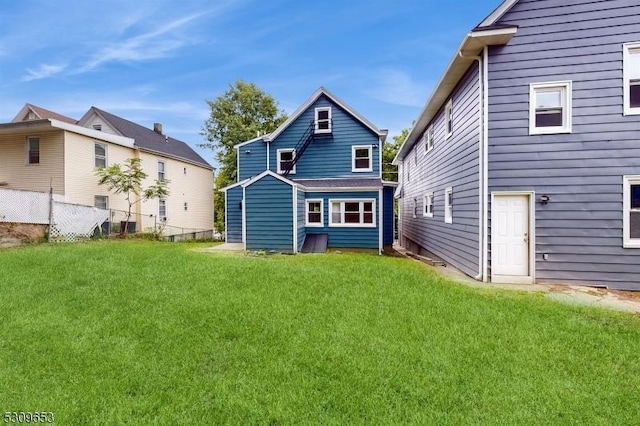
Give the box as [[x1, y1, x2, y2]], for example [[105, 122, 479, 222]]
[[394, 0, 640, 290]]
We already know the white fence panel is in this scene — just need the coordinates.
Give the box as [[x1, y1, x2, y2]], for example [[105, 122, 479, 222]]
[[49, 202, 109, 242], [0, 188, 63, 224]]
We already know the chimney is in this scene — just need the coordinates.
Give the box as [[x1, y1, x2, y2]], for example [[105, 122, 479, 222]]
[[153, 122, 163, 134]]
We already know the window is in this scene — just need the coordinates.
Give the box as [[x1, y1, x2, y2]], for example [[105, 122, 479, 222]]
[[445, 100, 453, 138], [352, 145, 372, 172], [624, 43, 640, 115], [623, 176, 640, 247], [159, 199, 167, 220], [315, 107, 332, 134], [329, 199, 375, 227], [444, 187, 453, 224], [94, 195, 108, 210], [26, 137, 39, 164], [158, 160, 166, 181], [93, 124, 102, 131], [413, 198, 418, 218], [277, 149, 296, 174], [305, 199, 324, 227], [94, 143, 107, 168], [529, 81, 572, 134], [424, 125, 434, 154], [423, 193, 434, 218]]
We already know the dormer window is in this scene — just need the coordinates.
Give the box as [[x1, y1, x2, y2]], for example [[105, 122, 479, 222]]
[[315, 107, 332, 134]]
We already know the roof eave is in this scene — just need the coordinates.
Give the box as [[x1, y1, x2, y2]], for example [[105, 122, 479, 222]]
[[393, 25, 517, 164]]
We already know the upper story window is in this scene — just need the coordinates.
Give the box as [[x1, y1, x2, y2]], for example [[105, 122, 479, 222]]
[[158, 160, 166, 181], [445, 100, 453, 139], [305, 199, 324, 227], [26, 137, 40, 165], [424, 125, 434, 154], [314, 107, 332, 134], [277, 149, 296, 174], [529, 81, 572, 134], [423, 193, 434, 218], [624, 43, 640, 115], [444, 187, 453, 224], [623, 175, 640, 248], [352, 145, 372, 172], [94, 143, 107, 168]]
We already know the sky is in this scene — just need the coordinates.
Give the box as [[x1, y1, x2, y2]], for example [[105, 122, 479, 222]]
[[0, 0, 498, 168]]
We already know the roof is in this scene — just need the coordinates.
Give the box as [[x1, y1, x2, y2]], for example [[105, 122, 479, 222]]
[[393, 23, 517, 164], [12, 103, 78, 124], [293, 177, 382, 190], [263, 87, 387, 143], [477, 0, 519, 28], [83, 107, 212, 169]]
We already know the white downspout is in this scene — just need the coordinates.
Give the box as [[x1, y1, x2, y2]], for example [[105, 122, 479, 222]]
[[482, 46, 489, 282], [266, 140, 270, 171]]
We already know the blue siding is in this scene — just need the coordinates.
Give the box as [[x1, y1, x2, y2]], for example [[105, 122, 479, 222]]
[[269, 95, 380, 179], [226, 186, 243, 243], [245, 175, 294, 252], [237, 139, 267, 181], [305, 191, 379, 249], [488, 0, 640, 289], [297, 189, 306, 251], [383, 186, 394, 245]]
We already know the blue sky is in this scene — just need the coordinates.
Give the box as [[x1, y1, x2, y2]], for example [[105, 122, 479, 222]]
[[0, 0, 497, 168]]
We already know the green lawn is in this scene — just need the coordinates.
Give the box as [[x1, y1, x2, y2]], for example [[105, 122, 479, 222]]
[[1, 241, 639, 425]]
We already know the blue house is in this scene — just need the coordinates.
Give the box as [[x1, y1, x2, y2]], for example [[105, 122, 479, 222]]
[[393, 0, 640, 290], [222, 87, 395, 254]]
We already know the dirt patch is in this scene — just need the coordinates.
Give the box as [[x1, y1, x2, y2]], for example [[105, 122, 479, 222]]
[[0, 223, 47, 244]]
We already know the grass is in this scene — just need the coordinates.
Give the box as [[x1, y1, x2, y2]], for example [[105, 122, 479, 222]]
[[0, 240, 639, 425]]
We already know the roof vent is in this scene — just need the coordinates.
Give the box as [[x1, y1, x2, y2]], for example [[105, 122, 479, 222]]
[[154, 122, 163, 134]]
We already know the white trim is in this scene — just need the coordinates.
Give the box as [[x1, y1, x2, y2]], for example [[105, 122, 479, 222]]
[[293, 185, 298, 253], [243, 169, 296, 188], [529, 81, 572, 135], [623, 42, 640, 116], [26, 136, 40, 165], [482, 46, 490, 282], [94, 142, 107, 168], [266, 140, 270, 171], [234, 136, 264, 148], [352, 145, 373, 172], [623, 175, 640, 248], [242, 186, 247, 250], [305, 199, 324, 227], [423, 193, 434, 218], [378, 188, 383, 255], [224, 190, 228, 242], [328, 199, 376, 228], [423, 125, 434, 155], [445, 100, 453, 139], [314, 106, 332, 134], [302, 186, 381, 192], [277, 148, 296, 175], [490, 192, 535, 285], [478, 0, 518, 27], [444, 187, 453, 224], [94, 195, 109, 210], [157, 159, 166, 181], [219, 179, 250, 192]]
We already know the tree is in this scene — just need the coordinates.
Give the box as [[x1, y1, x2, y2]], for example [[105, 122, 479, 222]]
[[199, 80, 288, 232], [382, 127, 409, 182], [95, 158, 170, 237]]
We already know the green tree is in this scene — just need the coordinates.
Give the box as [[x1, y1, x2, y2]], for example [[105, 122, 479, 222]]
[[95, 158, 170, 237], [382, 127, 409, 182], [199, 80, 287, 232]]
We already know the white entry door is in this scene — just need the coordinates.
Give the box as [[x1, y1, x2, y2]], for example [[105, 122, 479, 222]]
[[492, 194, 532, 283]]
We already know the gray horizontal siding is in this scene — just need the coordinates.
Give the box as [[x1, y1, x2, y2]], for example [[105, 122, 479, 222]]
[[226, 186, 243, 243], [269, 95, 380, 179], [401, 63, 481, 277], [488, 0, 640, 289], [245, 175, 293, 252]]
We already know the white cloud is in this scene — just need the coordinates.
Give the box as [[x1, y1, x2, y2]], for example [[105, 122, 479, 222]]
[[366, 69, 429, 108], [22, 63, 67, 82]]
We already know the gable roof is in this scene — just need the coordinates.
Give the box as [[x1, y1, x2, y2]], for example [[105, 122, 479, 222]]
[[263, 87, 387, 143], [12, 103, 78, 124], [242, 170, 297, 188], [80, 107, 212, 169], [477, 0, 519, 28]]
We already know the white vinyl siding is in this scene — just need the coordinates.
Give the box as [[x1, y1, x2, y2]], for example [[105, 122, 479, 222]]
[[529, 81, 572, 134], [445, 100, 453, 139]]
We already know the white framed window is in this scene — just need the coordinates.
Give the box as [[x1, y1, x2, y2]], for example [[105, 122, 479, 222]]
[[94, 143, 107, 168], [423, 193, 434, 218], [424, 125, 434, 154], [159, 198, 167, 220], [277, 149, 296, 174], [94, 195, 108, 210], [158, 160, 166, 181], [329, 199, 376, 227], [529, 81, 572, 134], [444, 187, 453, 224], [624, 43, 640, 115], [623, 175, 640, 248], [305, 199, 324, 227], [413, 198, 418, 218], [26, 136, 39, 165], [445, 100, 453, 138], [352, 145, 372, 172], [315, 107, 332, 134]]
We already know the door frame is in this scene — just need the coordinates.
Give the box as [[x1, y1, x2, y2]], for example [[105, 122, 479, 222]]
[[490, 191, 535, 284]]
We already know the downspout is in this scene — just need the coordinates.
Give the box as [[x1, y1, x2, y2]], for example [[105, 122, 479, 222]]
[[459, 50, 485, 281], [266, 140, 270, 171], [482, 46, 489, 282]]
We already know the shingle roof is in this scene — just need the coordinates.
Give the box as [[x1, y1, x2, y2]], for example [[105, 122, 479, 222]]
[[293, 178, 382, 189], [90, 107, 212, 169], [23, 103, 78, 124]]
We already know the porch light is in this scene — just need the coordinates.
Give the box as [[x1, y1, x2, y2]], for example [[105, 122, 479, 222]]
[[540, 195, 550, 204]]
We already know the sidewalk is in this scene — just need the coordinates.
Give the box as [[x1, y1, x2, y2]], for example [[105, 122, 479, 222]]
[[393, 245, 640, 315]]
